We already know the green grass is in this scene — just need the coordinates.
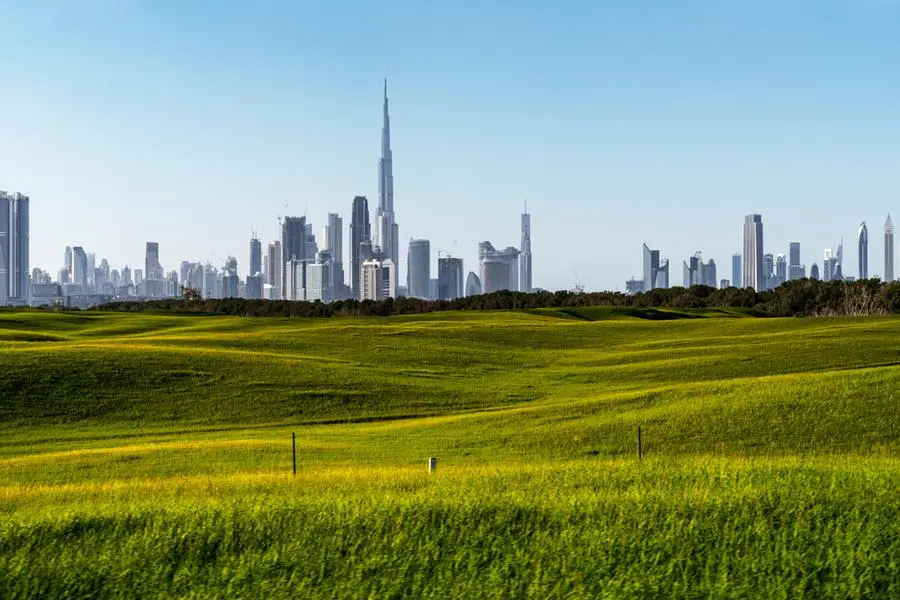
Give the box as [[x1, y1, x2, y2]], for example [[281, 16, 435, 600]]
[[2, 309, 900, 598]]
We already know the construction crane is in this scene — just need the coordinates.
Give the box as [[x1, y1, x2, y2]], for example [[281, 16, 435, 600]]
[[572, 268, 585, 294]]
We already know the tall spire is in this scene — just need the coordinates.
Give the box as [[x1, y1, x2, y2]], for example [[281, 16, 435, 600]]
[[376, 76, 397, 274]]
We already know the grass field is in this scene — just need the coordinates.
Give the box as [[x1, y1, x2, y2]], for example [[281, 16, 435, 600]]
[[2, 308, 900, 598]]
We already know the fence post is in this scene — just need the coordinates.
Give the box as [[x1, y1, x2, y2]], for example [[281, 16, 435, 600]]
[[638, 426, 642, 461], [428, 457, 438, 474], [292, 432, 297, 476]]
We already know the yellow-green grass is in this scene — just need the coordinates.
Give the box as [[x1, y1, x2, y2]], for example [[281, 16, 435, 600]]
[[2, 310, 900, 598]]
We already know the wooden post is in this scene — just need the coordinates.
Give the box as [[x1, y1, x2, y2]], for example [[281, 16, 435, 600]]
[[638, 426, 642, 461], [428, 457, 437, 474], [292, 432, 297, 476]]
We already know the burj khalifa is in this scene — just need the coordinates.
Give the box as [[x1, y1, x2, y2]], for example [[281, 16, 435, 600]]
[[376, 78, 399, 269]]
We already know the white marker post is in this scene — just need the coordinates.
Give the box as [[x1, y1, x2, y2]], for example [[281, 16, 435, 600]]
[[428, 457, 438, 474]]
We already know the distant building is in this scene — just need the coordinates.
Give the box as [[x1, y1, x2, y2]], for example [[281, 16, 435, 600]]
[[683, 252, 715, 287], [810, 262, 820, 280], [858, 221, 869, 280], [0, 192, 29, 305], [520, 202, 532, 292], [731, 253, 741, 289], [438, 257, 464, 300], [350, 196, 371, 299], [775, 254, 786, 288], [465, 271, 482, 297], [478, 241, 519, 293], [249, 236, 262, 278], [743, 214, 764, 291], [763, 254, 775, 290], [407, 239, 431, 299], [720, 279, 730, 289], [361, 259, 396, 301], [642, 243, 661, 292], [885, 215, 894, 283], [145, 242, 161, 280], [323, 213, 345, 298], [655, 259, 670, 289], [305, 260, 330, 302], [281, 216, 307, 298], [625, 278, 643, 294]]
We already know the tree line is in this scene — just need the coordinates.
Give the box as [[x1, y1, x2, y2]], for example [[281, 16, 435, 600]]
[[80, 278, 900, 318]]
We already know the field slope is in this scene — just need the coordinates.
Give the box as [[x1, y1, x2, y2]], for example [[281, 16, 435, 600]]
[[2, 310, 900, 598]]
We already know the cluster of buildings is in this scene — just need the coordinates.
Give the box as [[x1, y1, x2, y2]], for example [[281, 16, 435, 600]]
[[628, 214, 894, 293], [8, 80, 538, 309]]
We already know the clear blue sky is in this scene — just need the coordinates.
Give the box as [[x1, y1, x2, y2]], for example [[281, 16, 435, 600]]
[[1, 0, 898, 290]]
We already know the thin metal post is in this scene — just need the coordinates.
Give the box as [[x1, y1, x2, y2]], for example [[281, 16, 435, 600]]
[[292, 432, 297, 476], [638, 426, 643, 461]]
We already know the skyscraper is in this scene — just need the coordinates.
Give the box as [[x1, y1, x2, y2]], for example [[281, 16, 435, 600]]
[[376, 79, 399, 270], [858, 222, 868, 280], [520, 202, 532, 292], [0, 192, 29, 304], [885, 215, 895, 283], [642, 243, 660, 292], [478, 241, 520, 293], [407, 239, 431, 299], [281, 216, 307, 299], [265, 241, 282, 299], [71, 246, 88, 290], [64, 246, 72, 274], [438, 257, 464, 300], [775, 254, 786, 287], [249, 235, 262, 277], [350, 196, 371, 299], [788, 242, 803, 281], [732, 254, 741, 289], [743, 214, 764, 291], [323, 213, 344, 297], [144, 242, 160, 281]]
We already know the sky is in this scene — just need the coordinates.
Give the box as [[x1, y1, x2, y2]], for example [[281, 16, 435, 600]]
[[1, 0, 899, 291]]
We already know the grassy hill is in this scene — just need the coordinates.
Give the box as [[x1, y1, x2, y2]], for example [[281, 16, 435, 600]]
[[2, 310, 900, 598]]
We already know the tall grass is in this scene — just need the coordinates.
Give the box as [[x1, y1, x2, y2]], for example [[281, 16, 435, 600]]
[[2, 311, 900, 597]]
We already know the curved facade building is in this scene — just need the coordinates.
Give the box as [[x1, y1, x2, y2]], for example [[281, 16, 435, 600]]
[[465, 271, 481, 297]]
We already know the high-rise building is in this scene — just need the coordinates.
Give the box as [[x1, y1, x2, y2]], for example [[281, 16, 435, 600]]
[[281, 216, 307, 299], [478, 241, 520, 293], [361, 258, 397, 301], [376, 79, 399, 271], [0, 192, 29, 304], [520, 202, 532, 292], [775, 254, 786, 288], [763, 254, 775, 290], [642, 243, 661, 292], [304, 222, 319, 261], [743, 214, 764, 291], [407, 239, 431, 299], [810, 263, 820, 280], [858, 222, 869, 280], [249, 235, 262, 278], [350, 196, 371, 299], [64, 246, 72, 274], [438, 257, 464, 300], [823, 248, 839, 282], [886, 215, 895, 283], [222, 257, 239, 298], [323, 213, 344, 297], [145, 242, 161, 280], [465, 272, 482, 297], [655, 259, 669, 289], [265, 241, 282, 298], [71, 246, 88, 290], [731, 254, 741, 289], [122, 265, 132, 287], [788, 242, 804, 281]]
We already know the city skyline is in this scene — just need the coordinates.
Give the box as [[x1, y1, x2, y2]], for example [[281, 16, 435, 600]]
[[2, 3, 900, 291]]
